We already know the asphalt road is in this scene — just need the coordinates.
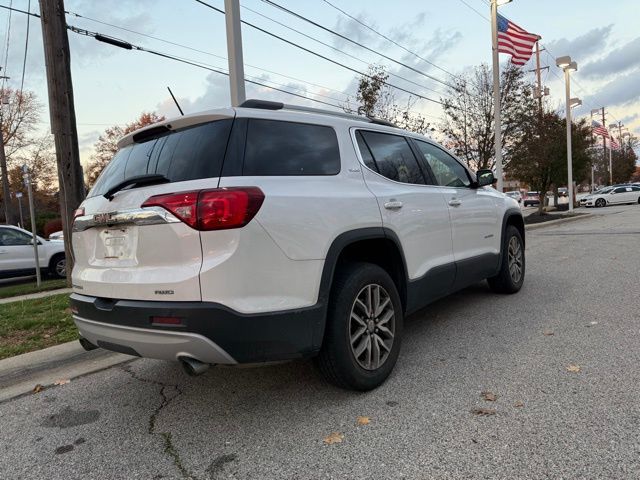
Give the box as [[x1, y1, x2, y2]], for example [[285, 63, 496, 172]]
[[1, 205, 639, 480]]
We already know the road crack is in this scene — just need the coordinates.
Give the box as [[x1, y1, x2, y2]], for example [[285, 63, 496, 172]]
[[120, 365, 198, 480]]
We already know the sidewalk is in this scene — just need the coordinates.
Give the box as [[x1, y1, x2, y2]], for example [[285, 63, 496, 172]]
[[0, 287, 72, 305]]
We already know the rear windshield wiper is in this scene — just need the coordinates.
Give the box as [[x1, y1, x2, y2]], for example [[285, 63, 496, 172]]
[[104, 174, 170, 201]]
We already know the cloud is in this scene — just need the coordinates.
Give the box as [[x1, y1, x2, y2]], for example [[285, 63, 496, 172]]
[[580, 37, 640, 78], [331, 13, 380, 50], [545, 25, 614, 62], [621, 113, 639, 125], [583, 68, 640, 108]]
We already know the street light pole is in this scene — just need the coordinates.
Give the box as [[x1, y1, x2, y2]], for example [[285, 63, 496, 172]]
[[23, 166, 41, 287], [224, 0, 246, 106], [564, 68, 574, 212]]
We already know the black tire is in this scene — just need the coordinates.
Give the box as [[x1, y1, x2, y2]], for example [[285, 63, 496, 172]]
[[595, 198, 606, 208], [315, 262, 403, 391], [49, 253, 66, 279], [487, 225, 525, 294]]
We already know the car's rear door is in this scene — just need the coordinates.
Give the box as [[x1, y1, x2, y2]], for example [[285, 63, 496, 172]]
[[353, 129, 455, 310]]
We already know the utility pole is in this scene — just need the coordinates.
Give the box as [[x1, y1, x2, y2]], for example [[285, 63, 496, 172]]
[[39, 0, 85, 283], [535, 42, 543, 114], [224, 0, 246, 106], [601, 107, 610, 185]]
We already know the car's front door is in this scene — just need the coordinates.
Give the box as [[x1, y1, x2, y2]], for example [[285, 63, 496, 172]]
[[0, 227, 37, 275], [610, 187, 629, 204], [411, 140, 501, 289], [353, 129, 455, 311]]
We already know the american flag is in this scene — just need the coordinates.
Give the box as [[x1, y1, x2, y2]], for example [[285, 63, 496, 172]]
[[497, 14, 540, 67], [592, 120, 610, 138], [610, 137, 620, 150]]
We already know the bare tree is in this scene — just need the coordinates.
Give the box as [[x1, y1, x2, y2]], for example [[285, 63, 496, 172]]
[[86, 112, 165, 187], [0, 88, 42, 224], [344, 65, 432, 135], [440, 64, 535, 170]]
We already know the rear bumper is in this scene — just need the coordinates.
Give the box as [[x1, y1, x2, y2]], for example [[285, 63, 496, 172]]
[[70, 294, 324, 364]]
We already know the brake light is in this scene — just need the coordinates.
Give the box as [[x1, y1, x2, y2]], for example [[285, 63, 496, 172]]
[[142, 187, 264, 231]]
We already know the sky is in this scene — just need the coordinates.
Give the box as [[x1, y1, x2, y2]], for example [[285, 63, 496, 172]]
[[3, 0, 640, 166]]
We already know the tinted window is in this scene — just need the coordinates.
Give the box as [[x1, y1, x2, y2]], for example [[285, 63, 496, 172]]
[[89, 119, 233, 197], [355, 131, 377, 172], [414, 141, 470, 188], [0, 228, 32, 246], [360, 131, 425, 185], [632, 187, 640, 192], [613, 187, 627, 193], [243, 119, 340, 175]]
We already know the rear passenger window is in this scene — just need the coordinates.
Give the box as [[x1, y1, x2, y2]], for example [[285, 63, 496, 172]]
[[89, 119, 233, 198], [359, 131, 425, 185], [355, 131, 377, 172], [243, 119, 340, 175]]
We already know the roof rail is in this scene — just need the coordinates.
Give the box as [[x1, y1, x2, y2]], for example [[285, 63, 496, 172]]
[[238, 99, 399, 128]]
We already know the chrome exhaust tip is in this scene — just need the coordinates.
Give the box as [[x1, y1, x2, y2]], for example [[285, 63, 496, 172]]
[[179, 356, 210, 376]]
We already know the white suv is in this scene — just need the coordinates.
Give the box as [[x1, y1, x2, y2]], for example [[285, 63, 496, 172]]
[[0, 224, 66, 279], [71, 100, 525, 390]]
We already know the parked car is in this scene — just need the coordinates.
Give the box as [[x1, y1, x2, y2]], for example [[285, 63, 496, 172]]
[[505, 191, 522, 203], [523, 191, 540, 207], [48, 230, 64, 241], [0, 224, 66, 279], [580, 187, 614, 206], [70, 100, 525, 391], [558, 187, 568, 197], [583, 185, 640, 207]]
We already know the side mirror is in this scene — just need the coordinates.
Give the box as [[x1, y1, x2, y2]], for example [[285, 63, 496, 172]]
[[476, 169, 494, 188]]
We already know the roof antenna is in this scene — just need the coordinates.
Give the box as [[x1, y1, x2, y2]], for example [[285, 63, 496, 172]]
[[167, 86, 184, 116]]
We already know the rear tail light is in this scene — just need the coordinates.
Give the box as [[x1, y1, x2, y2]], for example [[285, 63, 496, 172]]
[[142, 187, 264, 231], [73, 207, 85, 221]]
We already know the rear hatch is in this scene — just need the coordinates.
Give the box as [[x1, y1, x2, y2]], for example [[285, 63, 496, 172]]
[[72, 110, 235, 301]]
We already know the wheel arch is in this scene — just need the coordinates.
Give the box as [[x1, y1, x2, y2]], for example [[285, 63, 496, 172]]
[[312, 227, 409, 350]]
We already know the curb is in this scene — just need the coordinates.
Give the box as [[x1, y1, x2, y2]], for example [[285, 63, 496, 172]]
[[0, 288, 73, 305], [0, 340, 132, 403], [525, 213, 595, 231]]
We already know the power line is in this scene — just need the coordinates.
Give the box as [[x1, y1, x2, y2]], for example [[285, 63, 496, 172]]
[[66, 25, 345, 110], [259, 0, 455, 90], [19, 0, 30, 94], [65, 8, 352, 100], [239, 2, 444, 97], [320, 0, 459, 80], [456, 0, 489, 21], [193, 0, 446, 106]]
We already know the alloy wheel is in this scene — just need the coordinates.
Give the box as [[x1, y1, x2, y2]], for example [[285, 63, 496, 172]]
[[349, 284, 395, 371], [507, 236, 523, 284]]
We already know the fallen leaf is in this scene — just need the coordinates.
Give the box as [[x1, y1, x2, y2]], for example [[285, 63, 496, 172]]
[[566, 364, 581, 373], [471, 407, 496, 416], [64, 308, 72, 314], [43, 334, 51, 339], [481, 391, 497, 402], [33, 384, 43, 394], [323, 432, 344, 445], [586, 321, 598, 327], [543, 330, 554, 336], [356, 416, 370, 426], [54, 379, 70, 386], [514, 401, 525, 408]]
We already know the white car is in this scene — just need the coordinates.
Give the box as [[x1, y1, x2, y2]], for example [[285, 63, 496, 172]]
[[583, 185, 640, 207], [0, 224, 66, 279], [49, 230, 64, 241], [70, 100, 525, 390], [505, 191, 522, 203]]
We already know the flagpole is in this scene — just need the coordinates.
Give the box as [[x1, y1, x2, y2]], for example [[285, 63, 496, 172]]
[[490, 1, 503, 192]]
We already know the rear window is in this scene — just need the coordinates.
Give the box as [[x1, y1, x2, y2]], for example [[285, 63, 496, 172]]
[[243, 119, 340, 176], [89, 119, 233, 198]]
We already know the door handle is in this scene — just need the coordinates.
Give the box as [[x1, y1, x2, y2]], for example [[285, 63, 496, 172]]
[[384, 200, 403, 210], [448, 199, 462, 207]]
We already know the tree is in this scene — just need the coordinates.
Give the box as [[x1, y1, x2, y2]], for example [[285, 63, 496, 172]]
[[344, 66, 432, 136], [0, 88, 42, 224], [86, 112, 165, 186], [506, 109, 594, 214], [440, 64, 536, 170]]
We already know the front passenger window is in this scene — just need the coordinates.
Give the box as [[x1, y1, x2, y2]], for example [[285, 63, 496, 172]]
[[414, 140, 471, 188]]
